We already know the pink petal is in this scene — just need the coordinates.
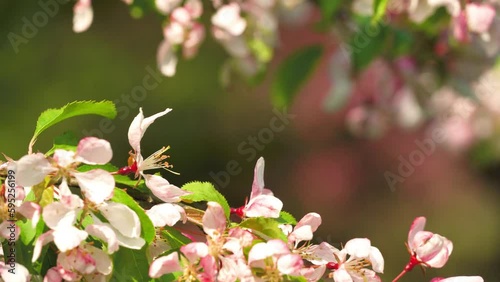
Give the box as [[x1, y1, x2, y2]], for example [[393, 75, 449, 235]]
[[180, 242, 209, 263], [76, 137, 113, 165], [431, 276, 484, 282], [98, 202, 141, 238], [155, 0, 182, 15], [333, 266, 353, 282], [149, 252, 181, 278], [53, 226, 88, 252], [33, 231, 54, 262], [157, 39, 178, 77], [0, 262, 30, 282], [86, 223, 119, 254], [211, 3, 246, 36], [53, 149, 76, 167], [146, 203, 185, 227], [18, 202, 41, 228], [43, 202, 77, 229], [198, 255, 218, 281], [244, 194, 283, 218], [185, 0, 203, 18], [44, 267, 63, 282], [84, 245, 113, 275], [144, 174, 189, 202], [277, 254, 303, 275], [0, 221, 20, 241], [344, 238, 372, 258], [183, 23, 205, 59], [202, 202, 227, 239], [250, 157, 265, 199], [16, 153, 56, 187], [73, 0, 93, 33], [73, 169, 115, 205], [408, 216, 426, 248], [290, 212, 322, 243], [247, 242, 271, 265]]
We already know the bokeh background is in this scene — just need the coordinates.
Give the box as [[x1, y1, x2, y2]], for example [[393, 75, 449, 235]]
[[1, 1, 499, 281]]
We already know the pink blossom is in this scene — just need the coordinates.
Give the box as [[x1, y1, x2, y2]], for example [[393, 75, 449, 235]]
[[212, 3, 247, 37], [431, 276, 484, 282], [155, 0, 182, 14], [407, 217, 453, 268], [248, 239, 304, 278], [0, 261, 30, 282]]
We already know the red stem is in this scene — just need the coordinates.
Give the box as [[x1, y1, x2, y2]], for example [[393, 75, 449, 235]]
[[392, 269, 407, 282]]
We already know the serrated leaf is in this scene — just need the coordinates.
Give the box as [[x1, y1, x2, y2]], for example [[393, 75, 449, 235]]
[[111, 188, 155, 244], [277, 211, 297, 225], [272, 45, 323, 108], [29, 100, 117, 153], [181, 181, 230, 218], [239, 217, 287, 241], [46, 131, 79, 156], [372, 0, 389, 24]]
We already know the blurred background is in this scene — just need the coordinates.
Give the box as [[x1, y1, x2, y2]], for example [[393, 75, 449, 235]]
[[1, 1, 499, 281]]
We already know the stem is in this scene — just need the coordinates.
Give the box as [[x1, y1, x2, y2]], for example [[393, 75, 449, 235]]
[[392, 269, 407, 282]]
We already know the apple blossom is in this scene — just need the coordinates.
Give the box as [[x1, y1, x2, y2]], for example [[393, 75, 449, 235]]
[[320, 238, 384, 282], [231, 157, 283, 218], [73, 0, 93, 33], [248, 239, 304, 279], [0, 261, 30, 282], [431, 276, 484, 282]]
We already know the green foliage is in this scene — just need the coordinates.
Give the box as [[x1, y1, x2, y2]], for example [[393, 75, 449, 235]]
[[112, 247, 177, 282], [317, 0, 342, 27], [181, 181, 231, 218], [46, 131, 79, 156], [239, 217, 287, 241], [271, 45, 324, 108], [350, 23, 388, 73], [372, 0, 389, 24], [111, 188, 156, 244], [29, 100, 117, 153], [277, 211, 298, 225]]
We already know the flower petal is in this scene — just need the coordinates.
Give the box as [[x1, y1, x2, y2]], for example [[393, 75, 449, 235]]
[[0, 262, 30, 282], [144, 174, 189, 202], [16, 153, 56, 187], [84, 245, 113, 275], [76, 137, 113, 164], [244, 194, 283, 218], [0, 221, 20, 241], [250, 157, 265, 199], [277, 254, 303, 275], [74, 169, 115, 205], [86, 223, 119, 254], [149, 252, 181, 278], [289, 212, 321, 243], [33, 231, 54, 262], [73, 0, 93, 33], [98, 202, 141, 238], [43, 202, 77, 229], [408, 216, 426, 249], [53, 226, 88, 252], [18, 202, 41, 228], [344, 238, 372, 258], [202, 202, 226, 239], [146, 203, 185, 227], [180, 242, 209, 263], [157, 39, 178, 77], [370, 246, 384, 273]]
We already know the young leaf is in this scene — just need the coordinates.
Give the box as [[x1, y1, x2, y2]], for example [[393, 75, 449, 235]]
[[350, 24, 388, 73], [277, 211, 297, 225], [239, 217, 287, 241], [372, 0, 389, 24], [161, 226, 192, 250], [29, 100, 117, 153], [272, 45, 323, 108], [112, 247, 177, 282], [181, 181, 230, 218], [111, 188, 156, 244], [45, 131, 79, 156]]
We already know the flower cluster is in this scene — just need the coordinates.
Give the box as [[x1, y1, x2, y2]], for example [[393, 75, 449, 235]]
[[0, 105, 486, 281]]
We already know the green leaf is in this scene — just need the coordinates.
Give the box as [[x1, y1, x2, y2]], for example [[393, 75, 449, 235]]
[[350, 24, 387, 73], [29, 100, 117, 152], [181, 181, 230, 218], [284, 275, 308, 282], [276, 211, 297, 225], [239, 217, 287, 241], [46, 131, 79, 156], [161, 226, 192, 250], [372, 0, 389, 24], [111, 188, 156, 244], [318, 0, 342, 24], [271, 45, 323, 108]]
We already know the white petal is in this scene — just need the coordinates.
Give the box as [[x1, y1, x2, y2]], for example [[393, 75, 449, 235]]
[[146, 203, 183, 227], [244, 194, 283, 218], [333, 267, 354, 282], [202, 202, 226, 238], [53, 226, 88, 252], [76, 137, 113, 165], [16, 153, 56, 187], [344, 238, 372, 258], [128, 108, 145, 156], [74, 169, 115, 204], [290, 212, 321, 243], [73, 0, 93, 33], [155, 0, 182, 15], [211, 3, 246, 36], [84, 245, 113, 275], [369, 246, 384, 273], [53, 149, 76, 167], [149, 252, 181, 278], [98, 202, 141, 238], [144, 174, 188, 202], [157, 39, 178, 77], [0, 221, 20, 241], [277, 254, 303, 275], [43, 202, 77, 229], [0, 262, 30, 282], [115, 230, 146, 249], [86, 224, 119, 254], [250, 157, 265, 199]]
